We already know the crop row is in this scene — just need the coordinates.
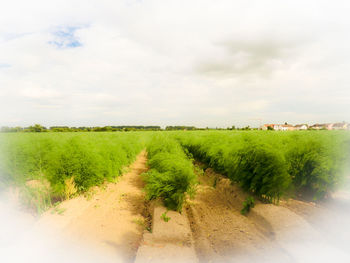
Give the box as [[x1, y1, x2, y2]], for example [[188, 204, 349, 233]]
[[174, 131, 350, 202], [142, 133, 196, 211], [0, 132, 145, 212]]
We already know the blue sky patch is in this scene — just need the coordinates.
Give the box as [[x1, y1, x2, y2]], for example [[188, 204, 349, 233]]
[[0, 63, 11, 69], [49, 26, 83, 49]]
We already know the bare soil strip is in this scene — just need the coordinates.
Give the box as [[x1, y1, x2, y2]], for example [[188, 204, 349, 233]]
[[185, 168, 277, 262], [37, 150, 149, 263], [185, 165, 325, 263], [135, 202, 198, 263]]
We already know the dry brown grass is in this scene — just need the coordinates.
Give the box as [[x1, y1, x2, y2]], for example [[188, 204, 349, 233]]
[[64, 177, 77, 200]]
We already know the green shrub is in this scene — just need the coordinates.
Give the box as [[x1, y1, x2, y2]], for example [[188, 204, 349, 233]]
[[286, 137, 343, 200], [143, 135, 196, 211], [46, 137, 105, 196], [230, 143, 291, 203], [241, 196, 255, 215], [20, 182, 52, 214]]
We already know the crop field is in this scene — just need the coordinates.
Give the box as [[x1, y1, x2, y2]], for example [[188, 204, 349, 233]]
[[0, 132, 147, 212], [0, 130, 349, 213], [1, 130, 350, 261], [174, 130, 350, 202]]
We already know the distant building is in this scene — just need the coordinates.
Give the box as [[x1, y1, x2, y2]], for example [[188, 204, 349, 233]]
[[281, 124, 294, 131], [260, 124, 286, 131], [326, 123, 334, 130], [261, 124, 275, 130], [294, 124, 308, 130], [261, 122, 349, 131], [273, 124, 283, 131], [309, 123, 333, 130], [332, 122, 349, 130], [261, 124, 294, 131]]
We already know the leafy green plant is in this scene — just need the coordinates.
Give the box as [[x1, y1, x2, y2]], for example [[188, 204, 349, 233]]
[[240, 196, 255, 215], [133, 218, 151, 232], [286, 138, 342, 200], [161, 211, 171, 222], [20, 184, 52, 214], [194, 165, 204, 176], [231, 143, 291, 203], [213, 177, 218, 188], [143, 134, 197, 211], [51, 205, 66, 215]]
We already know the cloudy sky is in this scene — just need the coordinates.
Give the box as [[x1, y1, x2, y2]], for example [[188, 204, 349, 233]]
[[0, 0, 349, 128]]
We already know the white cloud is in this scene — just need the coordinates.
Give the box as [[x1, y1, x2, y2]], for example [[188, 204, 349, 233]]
[[19, 87, 62, 99], [0, 0, 349, 127]]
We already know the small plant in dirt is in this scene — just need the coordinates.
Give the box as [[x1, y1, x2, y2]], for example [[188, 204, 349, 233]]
[[20, 183, 52, 214], [133, 218, 152, 232], [241, 196, 255, 215], [51, 203, 66, 215], [194, 166, 204, 176], [213, 177, 218, 188], [161, 211, 171, 222], [84, 189, 96, 201]]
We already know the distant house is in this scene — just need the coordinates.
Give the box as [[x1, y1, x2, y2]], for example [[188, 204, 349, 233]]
[[326, 123, 334, 130], [309, 123, 333, 130], [273, 124, 283, 131], [261, 124, 294, 131], [294, 124, 308, 130], [309, 124, 321, 130], [281, 124, 295, 131], [262, 122, 348, 131], [332, 122, 349, 130], [261, 124, 275, 130]]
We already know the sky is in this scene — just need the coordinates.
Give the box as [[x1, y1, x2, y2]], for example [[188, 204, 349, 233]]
[[0, 0, 349, 128]]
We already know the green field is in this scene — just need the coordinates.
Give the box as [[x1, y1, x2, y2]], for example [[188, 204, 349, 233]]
[[174, 130, 350, 202], [0, 131, 349, 212], [0, 132, 147, 212]]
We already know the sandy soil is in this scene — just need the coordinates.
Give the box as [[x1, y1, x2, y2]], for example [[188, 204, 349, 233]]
[[10, 154, 349, 263], [135, 202, 198, 263], [280, 190, 350, 256], [36, 150, 149, 262], [185, 166, 328, 263]]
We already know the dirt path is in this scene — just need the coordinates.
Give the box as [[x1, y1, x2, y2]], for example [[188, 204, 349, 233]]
[[185, 168, 277, 262], [37, 150, 149, 262], [185, 166, 331, 263]]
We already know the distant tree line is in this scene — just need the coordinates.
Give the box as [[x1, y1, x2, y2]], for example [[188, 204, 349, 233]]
[[0, 124, 162, 133], [0, 124, 259, 133], [165, 126, 197, 130]]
